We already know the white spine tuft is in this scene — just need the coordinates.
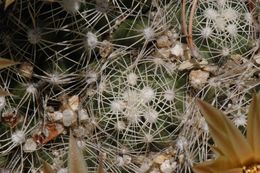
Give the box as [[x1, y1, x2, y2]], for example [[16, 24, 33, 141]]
[[164, 89, 175, 101], [221, 8, 238, 21], [85, 71, 98, 84], [143, 27, 155, 41], [27, 28, 41, 45], [226, 24, 238, 36], [140, 86, 155, 103], [115, 121, 126, 131], [214, 17, 226, 31], [144, 109, 159, 123], [26, 84, 37, 94], [143, 133, 153, 143], [127, 73, 138, 86], [111, 100, 125, 113], [11, 130, 26, 144], [204, 8, 218, 20], [85, 32, 98, 50], [176, 136, 188, 151], [201, 27, 213, 39], [221, 47, 230, 56]]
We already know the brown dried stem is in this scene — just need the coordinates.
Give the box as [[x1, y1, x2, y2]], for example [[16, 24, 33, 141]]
[[188, 0, 199, 55], [181, 0, 188, 37]]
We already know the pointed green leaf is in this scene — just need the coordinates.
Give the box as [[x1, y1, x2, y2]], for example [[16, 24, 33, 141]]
[[193, 156, 233, 173], [210, 146, 224, 156], [193, 164, 215, 173], [97, 164, 105, 173], [247, 93, 260, 160], [42, 160, 55, 173], [97, 156, 105, 173], [193, 162, 215, 173], [68, 133, 88, 173], [197, 99, 253, 165], [221, 168, 243, 173], [0, 58, 19, 69], [223, 116, 253, 164]]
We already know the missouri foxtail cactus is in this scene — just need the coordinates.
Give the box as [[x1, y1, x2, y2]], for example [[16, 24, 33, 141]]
[[85, 54, 187, 153], [0, 0, 259, 172]]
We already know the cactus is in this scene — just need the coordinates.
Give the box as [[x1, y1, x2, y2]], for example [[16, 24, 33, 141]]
[[0, 0, 259, 172], [185, 0, 257, 62], [85, 55, 187, 153]]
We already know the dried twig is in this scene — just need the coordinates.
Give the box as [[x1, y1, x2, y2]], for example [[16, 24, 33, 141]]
[[188, 0, 199, 55], [181, 0, 188, 37]]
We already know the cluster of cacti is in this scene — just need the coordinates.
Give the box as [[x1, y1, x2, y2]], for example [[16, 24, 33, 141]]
[[0, 0, 259, 173]]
